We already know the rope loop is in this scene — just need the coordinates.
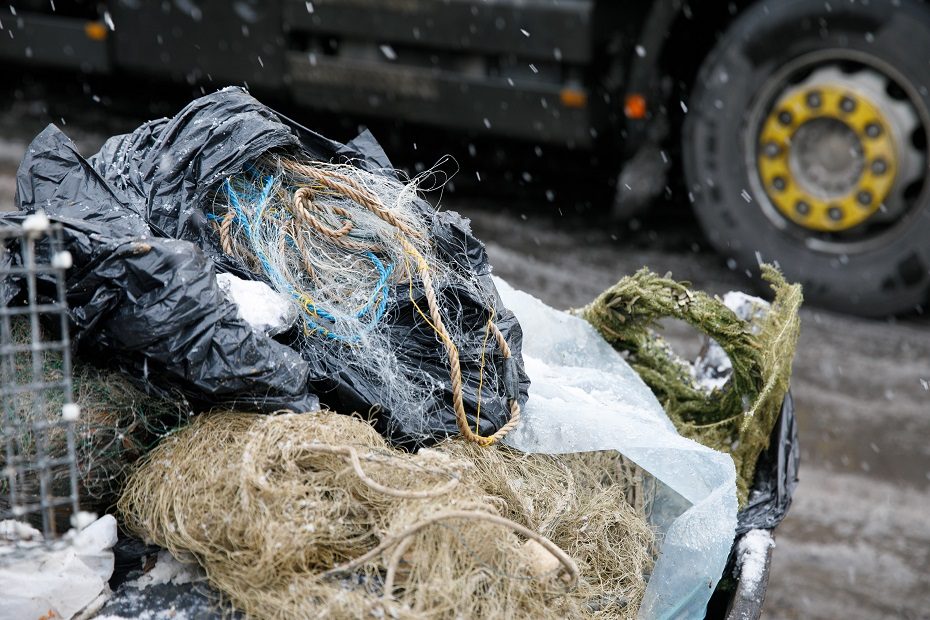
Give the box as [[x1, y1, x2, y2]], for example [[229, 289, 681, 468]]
[[216, 163, 520, 445]]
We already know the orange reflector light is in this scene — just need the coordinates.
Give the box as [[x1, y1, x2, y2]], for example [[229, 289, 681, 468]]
[[85, 22, 107, 41], [624, 93, 648, 119], [559, 88, 588, 109]]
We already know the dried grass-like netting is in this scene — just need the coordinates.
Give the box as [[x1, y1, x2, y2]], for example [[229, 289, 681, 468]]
[[119, 411, 657, 619]]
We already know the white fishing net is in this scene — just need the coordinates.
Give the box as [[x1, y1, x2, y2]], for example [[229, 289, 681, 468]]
[[208, 153, 519, 446]]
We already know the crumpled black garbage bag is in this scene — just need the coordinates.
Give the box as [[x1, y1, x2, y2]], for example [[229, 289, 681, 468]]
[[3, 87, 529, 447], [736, 392, 800, 533]]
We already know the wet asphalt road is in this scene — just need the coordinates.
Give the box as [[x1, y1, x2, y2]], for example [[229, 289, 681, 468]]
[[1, 81, 929, 620]]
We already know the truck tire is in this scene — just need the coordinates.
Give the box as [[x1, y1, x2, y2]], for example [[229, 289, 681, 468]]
[[683, 0, 930, 316]]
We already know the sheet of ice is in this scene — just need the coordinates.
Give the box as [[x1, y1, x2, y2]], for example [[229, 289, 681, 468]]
[[496, 277, 738, 619], [0, 514, 117, 620], [216, 272, 297, 336]]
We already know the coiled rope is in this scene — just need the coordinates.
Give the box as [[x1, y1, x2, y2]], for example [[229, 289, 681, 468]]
[[216, 164, 520, 446]]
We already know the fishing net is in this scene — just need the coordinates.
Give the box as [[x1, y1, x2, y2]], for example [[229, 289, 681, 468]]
[[0, 317, 188, 521], [577, 265, 802, 505], [207, 154, 524, 448], [119, 411, 656, 619]]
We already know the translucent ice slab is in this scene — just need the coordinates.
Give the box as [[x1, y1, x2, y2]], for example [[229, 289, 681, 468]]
[[496, 278, 738, 619]]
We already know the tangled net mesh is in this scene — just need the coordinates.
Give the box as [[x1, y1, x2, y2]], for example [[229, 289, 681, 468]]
[[578, 266, 802, 504], [119, 411, 656, 619], [0, 317, 188, 524], [209, 154, 518, 446]]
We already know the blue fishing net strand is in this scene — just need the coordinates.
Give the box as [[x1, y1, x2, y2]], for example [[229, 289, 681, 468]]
[[219, 174, 394, 343]]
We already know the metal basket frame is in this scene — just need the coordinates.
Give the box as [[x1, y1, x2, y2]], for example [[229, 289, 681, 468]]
[[0, 218, 80, 539]]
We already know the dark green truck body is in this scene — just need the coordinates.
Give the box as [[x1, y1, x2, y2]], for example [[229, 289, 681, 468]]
[[1, 1, 682, 152]]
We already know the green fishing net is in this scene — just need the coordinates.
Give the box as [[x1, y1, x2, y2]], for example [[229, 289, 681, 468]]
[[577, 266, 802, 505]]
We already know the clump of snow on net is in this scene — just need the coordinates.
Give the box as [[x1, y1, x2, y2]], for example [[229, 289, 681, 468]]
[[210, 154, 503, 441]]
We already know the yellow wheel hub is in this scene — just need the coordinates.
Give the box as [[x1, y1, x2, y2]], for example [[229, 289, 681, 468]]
[[757, 84, 897, 232]]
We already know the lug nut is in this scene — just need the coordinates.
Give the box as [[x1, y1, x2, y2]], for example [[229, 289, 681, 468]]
[[806, 91, 822, 108], [763, 142, 781, 158], [840, 96, 857, 113], [871, 159, 888, 175], [772, 176, 787, 191], [777, 110, 793, 126], [828, 206, 844, 221], [795, 200, 811, 215], [857, 190, 873, 206], [865, 122, 882, 138]]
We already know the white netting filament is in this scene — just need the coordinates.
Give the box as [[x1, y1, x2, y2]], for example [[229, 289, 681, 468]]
[[210, 154, 518, 446]]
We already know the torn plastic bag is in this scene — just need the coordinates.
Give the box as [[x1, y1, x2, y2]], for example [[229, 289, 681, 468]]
[[494, 278, 739, 620], [0, 515, 118, 620], [5, 87, 528, 445]]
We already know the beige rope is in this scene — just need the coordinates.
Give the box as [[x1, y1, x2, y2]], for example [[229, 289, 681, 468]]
[[282, 160, 423, 239], [318, 443, 460, 500], [322, 509, 579, 588], [398, 236, 521, 447], [219, 210, 236, 255], [216, 165, 521, 446], [285, 220, 319, 282], [292, 187, 351, 237], [382, 536, 414, 598]]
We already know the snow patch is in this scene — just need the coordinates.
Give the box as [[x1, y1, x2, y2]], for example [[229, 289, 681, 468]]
[[737, 529, 774, 597], [216, 272, 297, 336], [128, 550, 204, 589], [0, 519, 43, 543], [62, 402, 82, 421], [22, 210, 51, 234]]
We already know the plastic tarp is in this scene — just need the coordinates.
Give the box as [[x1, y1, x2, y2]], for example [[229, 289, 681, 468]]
[[495, 278, 738, 620], [4, 87, 528, 447], [0, 515, 117, 620]]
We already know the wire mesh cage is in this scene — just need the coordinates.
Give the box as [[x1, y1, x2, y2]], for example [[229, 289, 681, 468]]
[[0, 214, 81, 542]]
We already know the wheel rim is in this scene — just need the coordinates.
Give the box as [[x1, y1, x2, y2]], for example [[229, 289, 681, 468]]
[[746, 51, 928, 253]]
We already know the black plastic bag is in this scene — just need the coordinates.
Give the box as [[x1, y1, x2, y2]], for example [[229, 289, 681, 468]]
[[4, 87, 529, 446], [736, 393, 800, 533]]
